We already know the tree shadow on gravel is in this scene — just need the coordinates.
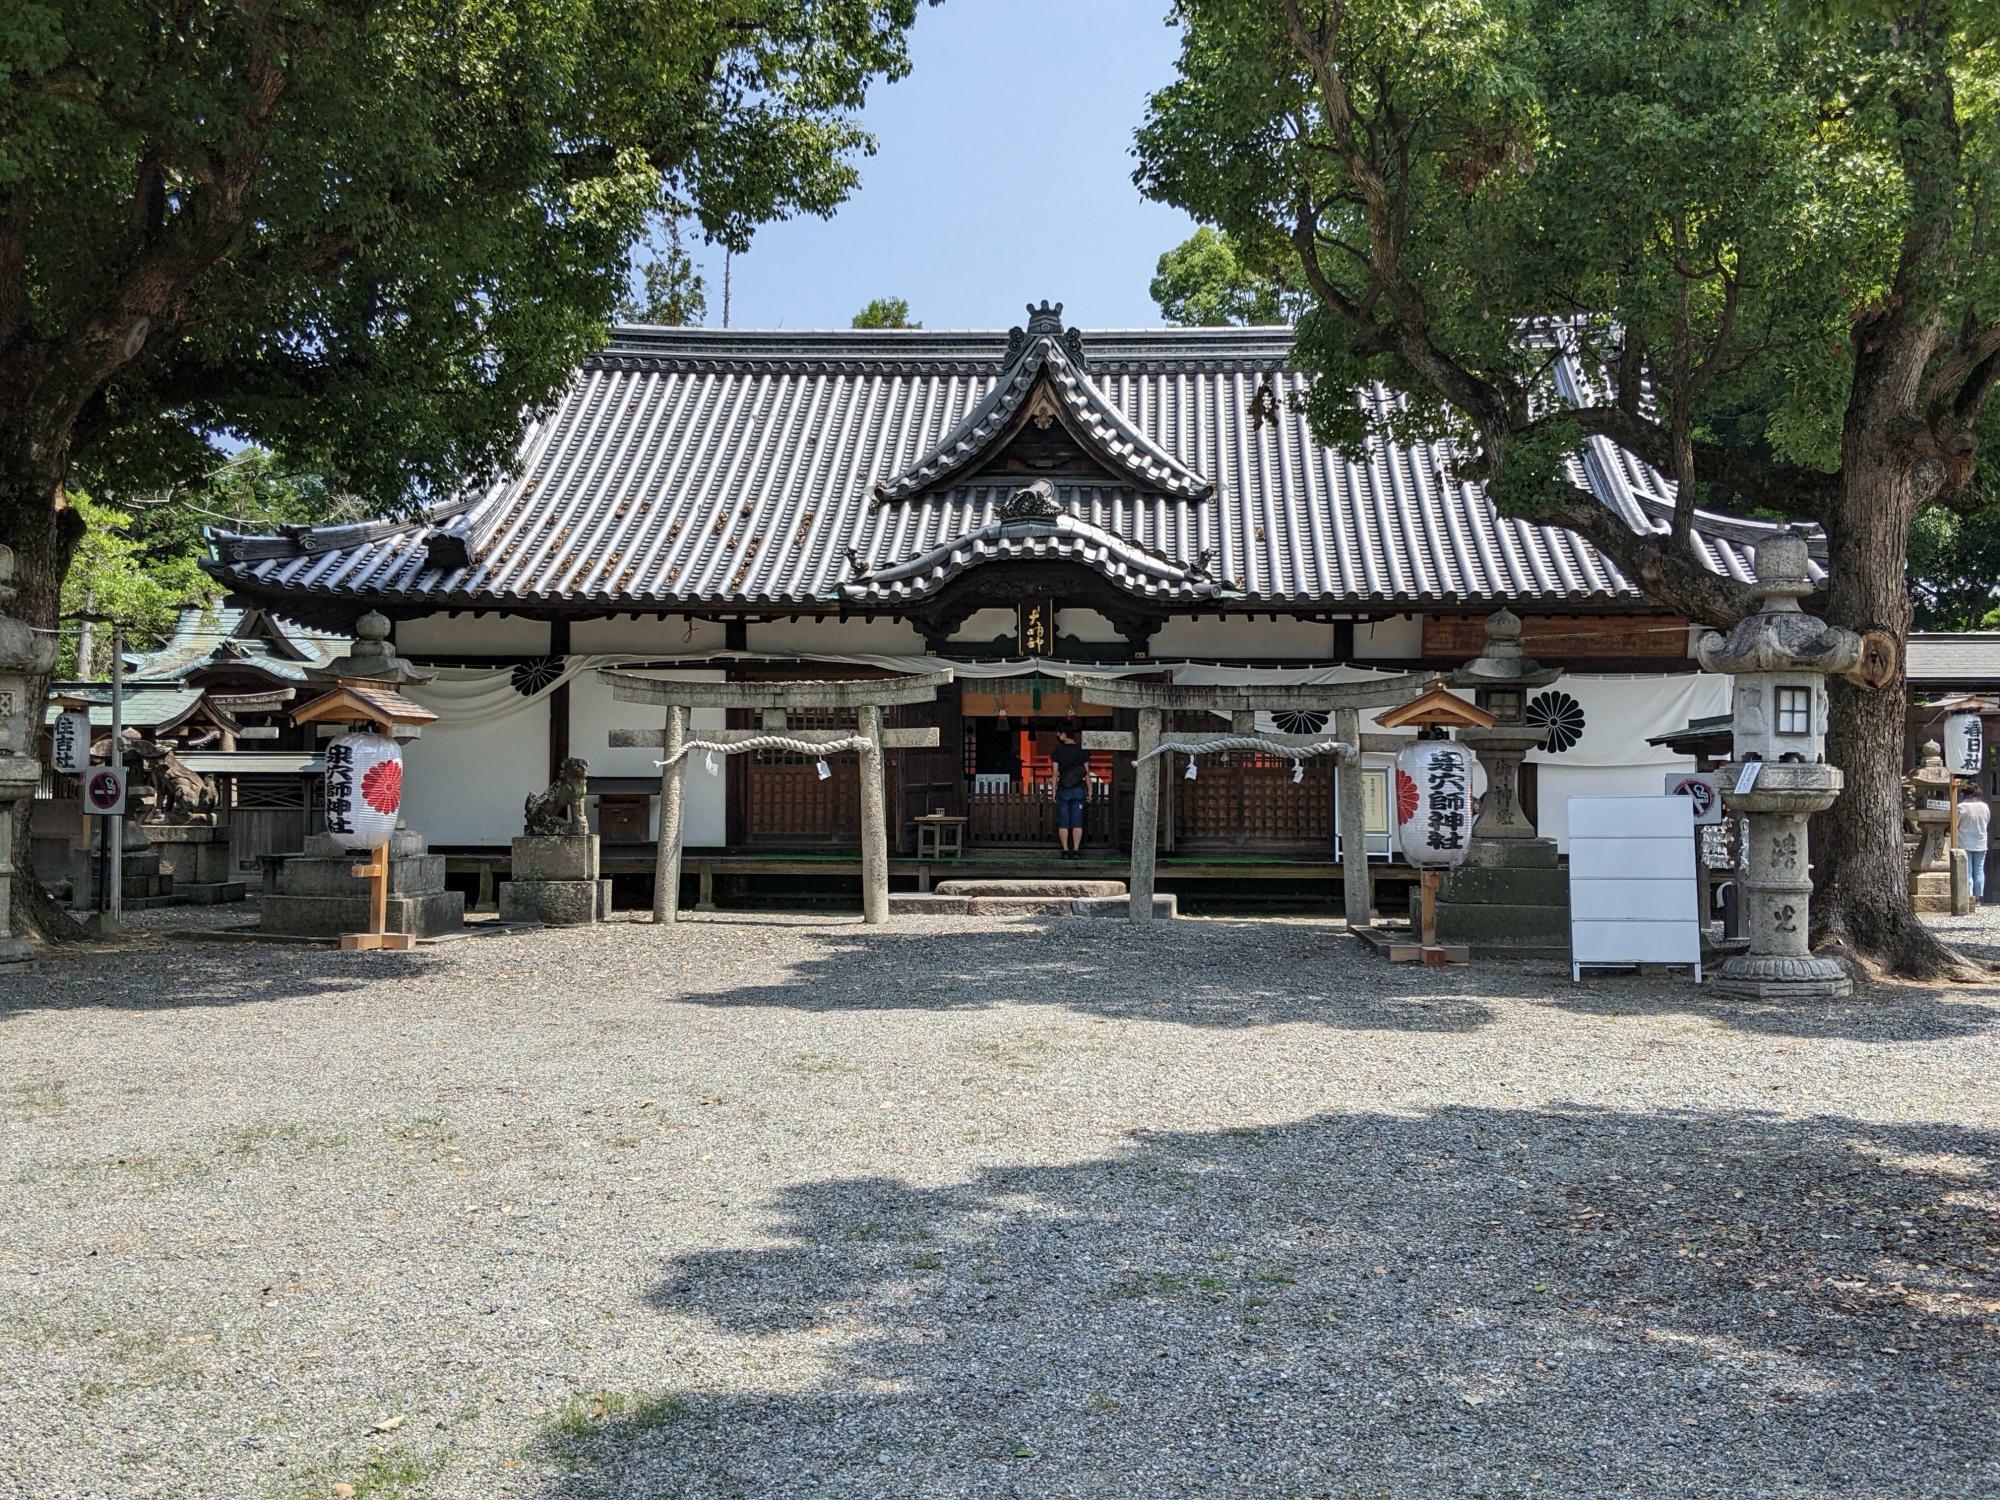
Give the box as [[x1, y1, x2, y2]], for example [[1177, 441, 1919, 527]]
[[660, 917, 2000, 1043], [532, 1104, 1999, 1500], [1538, 972, 2000, 1044], [666, 919, 1498, 1033], [0, 941, 425, 1022]]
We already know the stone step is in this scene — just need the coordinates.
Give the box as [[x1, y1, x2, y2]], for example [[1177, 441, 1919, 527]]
[[932, 879, 1127, 898], [890, 892, 1176, 919]]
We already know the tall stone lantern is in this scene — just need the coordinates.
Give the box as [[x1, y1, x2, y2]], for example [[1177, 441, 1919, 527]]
[[1436, 609, 1569, 954], [0, 546, 59, 972], [1694, 532, 1861, 1000]]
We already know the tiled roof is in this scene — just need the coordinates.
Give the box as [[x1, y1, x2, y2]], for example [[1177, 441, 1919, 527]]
[[126, 605, 348, 683], [44, 687, 207, 731], [207, 318, 1821, 615], [1909, 633, 2000, 686]]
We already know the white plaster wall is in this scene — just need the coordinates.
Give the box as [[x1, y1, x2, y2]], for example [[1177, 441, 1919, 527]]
[[571, 616, 728, 656], [1149, 615, 1338, 659], [568, 668, 728, 847], [755, 615, 930, 656], [1353, 615, 1422, 659], [396, 613, 550, 656], [1536, 760, 1699, 850], [1055, 608, 1122, 643], [398, 694, 547, 847], [945, 608, 1016, 646]]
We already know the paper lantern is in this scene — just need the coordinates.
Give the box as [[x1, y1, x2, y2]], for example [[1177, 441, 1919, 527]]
[[1394, 740, 1477, 867], [51, 709, 91, 775], [324, 731, 403, 849], [1943, 713, 1985, 777]]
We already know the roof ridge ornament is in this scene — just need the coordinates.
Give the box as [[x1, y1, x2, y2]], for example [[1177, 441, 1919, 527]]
[[995, 480, 1063, 522]]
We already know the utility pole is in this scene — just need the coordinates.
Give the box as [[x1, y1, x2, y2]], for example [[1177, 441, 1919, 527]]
[[75, 589, 96, 679], [108, 627, 124, 925]]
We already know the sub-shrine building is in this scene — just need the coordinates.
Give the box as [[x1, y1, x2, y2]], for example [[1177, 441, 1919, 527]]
[[204, 301, 1801, 901]]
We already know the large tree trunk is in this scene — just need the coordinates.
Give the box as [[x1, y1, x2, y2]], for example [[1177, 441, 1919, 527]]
[[1, 464, 87, 945], [1812, 460, 1961, 979]]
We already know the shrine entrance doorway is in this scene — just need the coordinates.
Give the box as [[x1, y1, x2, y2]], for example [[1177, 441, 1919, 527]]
[[957, 676, 1122, 848]]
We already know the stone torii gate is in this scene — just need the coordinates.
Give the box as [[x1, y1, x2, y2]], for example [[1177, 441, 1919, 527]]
[[600, 669, 952, 924], [1066, 672, 1438, 925]]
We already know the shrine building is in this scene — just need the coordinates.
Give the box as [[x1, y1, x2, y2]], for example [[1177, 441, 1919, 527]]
[[202, 301, 1798, 897]]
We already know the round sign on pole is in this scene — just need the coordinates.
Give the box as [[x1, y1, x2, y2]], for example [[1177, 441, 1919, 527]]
[[1943, 713, 1985, 778], [83, 765, 126, 817], [1665, 772, 1724, 826], [1394, 739, 1478, 867], [324, 731, 403, 849]]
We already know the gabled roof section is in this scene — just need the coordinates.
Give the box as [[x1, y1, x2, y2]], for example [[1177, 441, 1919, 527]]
[[842, 480, 1226, 605], [873, 302, 1215, 504]]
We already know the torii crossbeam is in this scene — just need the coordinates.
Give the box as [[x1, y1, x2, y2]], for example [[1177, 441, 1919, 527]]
[[1065, 673, 1437, 925], [601, 669, 952, 924]]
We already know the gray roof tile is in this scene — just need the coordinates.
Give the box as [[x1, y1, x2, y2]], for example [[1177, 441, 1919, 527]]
[[208, 321, 1820, 613]]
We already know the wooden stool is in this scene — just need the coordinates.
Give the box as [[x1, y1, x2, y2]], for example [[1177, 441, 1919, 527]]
[[913, 813, 967, 860]]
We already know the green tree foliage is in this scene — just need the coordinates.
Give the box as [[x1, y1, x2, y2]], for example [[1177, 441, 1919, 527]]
[[0, 0, 930, 610], [620, 225, 709, 327], [1150, 226, 1293, 325], [1135, 0, 2000, 975], [852, 297, 920, 329], [57, 450, 350, 675]]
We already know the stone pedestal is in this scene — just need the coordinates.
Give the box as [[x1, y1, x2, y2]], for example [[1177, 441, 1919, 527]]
[[258, 828, 464, 938], [1435, 837, 1570, 955], [78, 824, 176, 909], [144, 823, 247, 904], [1709, 764, 1852, 1001], [498, 834, 609, 925]]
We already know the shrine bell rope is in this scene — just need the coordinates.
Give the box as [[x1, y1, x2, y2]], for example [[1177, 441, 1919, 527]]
[[1136, 734, 1357, 782], [655, 734, 872, 772]]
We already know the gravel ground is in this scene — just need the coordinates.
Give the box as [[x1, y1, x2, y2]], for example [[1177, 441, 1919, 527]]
[[2, 908, 1997, 1500]]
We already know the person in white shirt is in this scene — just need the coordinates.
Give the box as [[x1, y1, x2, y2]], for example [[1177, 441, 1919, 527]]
[[1959, 791, 1990, 903]]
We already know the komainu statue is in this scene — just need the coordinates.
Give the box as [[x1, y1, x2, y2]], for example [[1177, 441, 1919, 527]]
[[128, 739, 218, 823], [524, 756, 591, 836]]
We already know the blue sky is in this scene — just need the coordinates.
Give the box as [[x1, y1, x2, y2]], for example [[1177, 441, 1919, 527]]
[[671, 0, 1198, 331]]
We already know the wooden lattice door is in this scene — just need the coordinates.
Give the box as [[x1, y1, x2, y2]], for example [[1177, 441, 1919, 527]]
[[1173, 750, 1333, 853], [740, 706, 861, 846]]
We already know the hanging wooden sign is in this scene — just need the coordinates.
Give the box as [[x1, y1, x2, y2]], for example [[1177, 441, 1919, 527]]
[[1394, 740, 1478, 867], [1016, 599, 1055, 657]]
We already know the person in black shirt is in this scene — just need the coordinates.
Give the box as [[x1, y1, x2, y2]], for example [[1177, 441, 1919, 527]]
[[1051, 728, 1094, 860]]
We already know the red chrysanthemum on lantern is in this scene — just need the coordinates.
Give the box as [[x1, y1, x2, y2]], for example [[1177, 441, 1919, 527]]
[[1394, 768, 1419, 824], [361, 758, 402, 814]]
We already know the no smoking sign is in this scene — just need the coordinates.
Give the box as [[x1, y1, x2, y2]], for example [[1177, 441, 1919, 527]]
[[84, 766, 126, 817]]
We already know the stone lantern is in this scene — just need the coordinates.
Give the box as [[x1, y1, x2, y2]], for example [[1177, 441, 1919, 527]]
[[1905, 739, 1965, 913], [1436, 608, 1569, 954], [1694, 531, 1860, 1000], [0, 546, 59, 972]]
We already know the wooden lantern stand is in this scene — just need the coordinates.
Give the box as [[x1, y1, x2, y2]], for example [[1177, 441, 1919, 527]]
[[292, 677, 436, 953], [1372, 682, 1496, 968], [342, 842, 414, 952]]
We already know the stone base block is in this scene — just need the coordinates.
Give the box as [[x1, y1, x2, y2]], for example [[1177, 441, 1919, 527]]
[[0, 935, 37, 974], [144, 825, 235, 886], [303, 828, 430, 860], [1912, 870, 1953, 913], [177, 880, 249, 905], [511, 835, 600, 882], [934, 878, 1127, 898], [1708, 953, 1853, 1001], [498, 876, 609, 926], [1071, 894, 1179, 919], [1433, 839, 1570, 956], [257, 888, 465, 939], [276, 853, 447, 899]]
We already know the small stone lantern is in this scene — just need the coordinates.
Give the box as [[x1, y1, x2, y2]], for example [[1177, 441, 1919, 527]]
[[1905, 739, 1966, 913], [1694, 531, 1860, 1000], [1435, 609, 1569, 954]]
